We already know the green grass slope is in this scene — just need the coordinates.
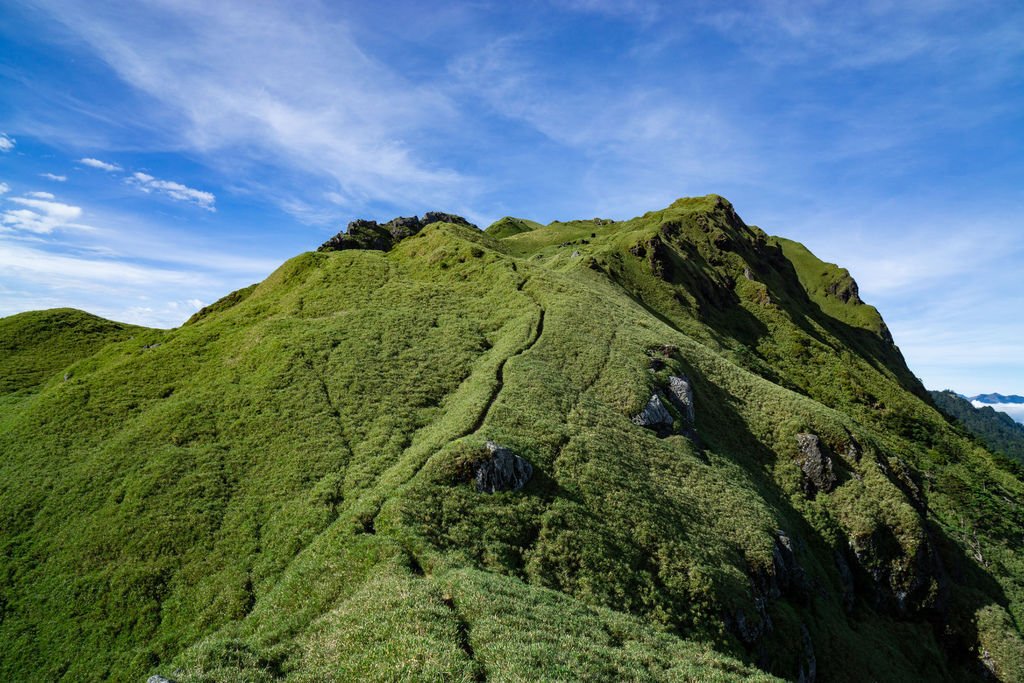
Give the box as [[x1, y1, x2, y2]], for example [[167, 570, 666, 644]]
[[484, 216, 544, 240], [1, 199, 1022, 682], [0, 308, 143, 410]]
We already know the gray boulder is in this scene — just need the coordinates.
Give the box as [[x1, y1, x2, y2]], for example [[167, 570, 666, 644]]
[[632, 394, 674, 436], [147, 676, 175, 683], [476, 441, 533, 493], [795, 433, 836, 496], [666, 375, 695, 425]]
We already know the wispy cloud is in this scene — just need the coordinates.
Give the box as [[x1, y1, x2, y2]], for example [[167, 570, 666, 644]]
[[79, 157, 122, 171], [39, 1, 469, 215], [0, 134, 14, 152], [0, 201, 276, 328], [0, 183, 9, 195], [128, 172, 215, 211], [1, 192, 85, 234], [40, 173, 67, 182]]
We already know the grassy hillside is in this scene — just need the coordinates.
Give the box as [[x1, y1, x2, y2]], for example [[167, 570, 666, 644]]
[[0, 308, 140, 397], [1, 197, 1022, 682]]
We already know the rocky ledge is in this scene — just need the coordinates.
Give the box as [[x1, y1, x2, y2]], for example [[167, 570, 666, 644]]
[[318, 212, 476, 252]]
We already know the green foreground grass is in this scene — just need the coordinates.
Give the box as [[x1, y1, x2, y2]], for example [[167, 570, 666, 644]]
[[1, 196, 1022, 681]]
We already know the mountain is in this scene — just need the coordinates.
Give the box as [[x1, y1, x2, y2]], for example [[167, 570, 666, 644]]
[[931, 390, 1024, 466], [1, 195, 1022, 682], [972, 394, 1024, 405]]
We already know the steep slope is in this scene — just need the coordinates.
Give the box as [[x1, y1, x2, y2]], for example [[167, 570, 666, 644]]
[[931, 390, 1024, 466], [1, 198, 1022, 682]]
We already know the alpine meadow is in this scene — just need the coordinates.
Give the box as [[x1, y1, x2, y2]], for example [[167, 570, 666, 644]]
[[3, 2, 1024, 682], [2, 197, 1022, 681]]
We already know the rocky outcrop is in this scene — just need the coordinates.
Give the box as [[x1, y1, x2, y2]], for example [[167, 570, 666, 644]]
[[731, 599, 772, 646], [848, 526, 947, 618], [475, 441, 533, 493], [630, 235, 674, 279], [319, 212, 476, 252], [826, 276, 863, 304], [147, 676, 175, 683], [795, 433, 836, 496], [632, 394, 674, 437], [797, 624, 817, 683], [666, 375, 695, 426], [770, 530, 809, 601], [834, 550, 856, 612]]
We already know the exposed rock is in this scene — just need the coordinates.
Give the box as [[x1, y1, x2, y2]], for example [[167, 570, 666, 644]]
[[571, 250, 580, 258], [666, 375, 695, 426], [842, 434, 862, 463], [879, 321, 895, 345], [826, 277, 863, 304], [635, 235, 673, 279], [422, 211, 475, 228], [795, 433, 836, 496], [748, 529, 809, 609], [771, 530, 809, 600], [475, 441, 533, 493], [147, 676, 175, 683], [743, 265, 755, 280], [834, 549, 856, 612], [797, 624, 817, 683], [732, 598, 772, 646], [319, 212, 476, 253], [877, 455, 927, 512], [383, 215, 422, 241], [631, 394, 674, 437], [318, 219, 393, 252], [847, 525, 947, 618]]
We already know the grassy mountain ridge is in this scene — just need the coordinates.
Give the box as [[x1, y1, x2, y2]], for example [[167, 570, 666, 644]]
[[1, 197, 1022, 681]]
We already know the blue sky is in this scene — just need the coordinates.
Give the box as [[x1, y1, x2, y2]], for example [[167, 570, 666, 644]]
[[0, 0, 1022, 396]]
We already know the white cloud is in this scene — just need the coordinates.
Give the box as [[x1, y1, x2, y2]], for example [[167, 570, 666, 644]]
[[0, 134, 14, 152], [0, 241, 194, 288], [128, 172, 216, 211], [0, 205, 275, 328], [37, 1, 468, 214], [40, 173, 67, 182], [1, 194, 84, 234], [0, 182, 8, 195], [79, 157, 122, 172]]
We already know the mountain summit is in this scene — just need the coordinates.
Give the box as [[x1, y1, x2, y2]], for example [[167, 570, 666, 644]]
[[1, 196, 1022, 682]]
